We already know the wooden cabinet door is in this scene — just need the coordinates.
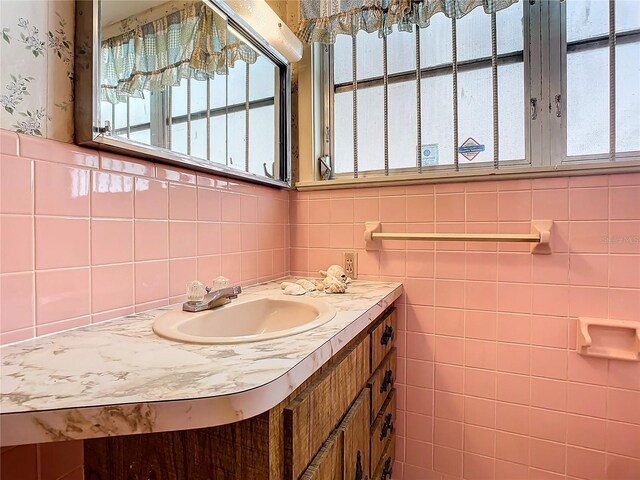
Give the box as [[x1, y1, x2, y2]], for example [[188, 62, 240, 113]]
[[340, 391, 370, 480], [300, 390, 371, 480], [300, 430, 342, 480], [284, 337, 370, 479]]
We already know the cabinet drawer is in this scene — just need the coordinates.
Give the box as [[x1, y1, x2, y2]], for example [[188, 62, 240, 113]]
[[370, 309, 396, 374], [370, 389, 396, 477], [284, 336, 370, 480], [368, 348, 396, 424], [371, 435, 396, 480]]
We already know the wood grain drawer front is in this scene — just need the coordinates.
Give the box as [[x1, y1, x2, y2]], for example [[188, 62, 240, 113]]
[[301, 391, 370, 480], [299, 429, 342, 480], [370, 389, 396, 477], [284, 336, 370, 480], [368, 348, 397, 424], [340, 390, 370, 480], [370, 309, 396, 374], [372, 435, 396, 480]]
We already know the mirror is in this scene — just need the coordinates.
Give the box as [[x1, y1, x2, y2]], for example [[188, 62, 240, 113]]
[[75, 0, 291, 187]]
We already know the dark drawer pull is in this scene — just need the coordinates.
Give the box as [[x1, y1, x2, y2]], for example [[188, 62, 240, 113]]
[[380, 325, 394, 345], [379, 413, 394, 441], [379, 369, 394, 393], [381, 456, 393, 480]]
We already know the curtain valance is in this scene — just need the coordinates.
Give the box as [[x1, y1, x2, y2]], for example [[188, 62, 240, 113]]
[[101, 3, 257, 104], [297, 0, 520, 44]]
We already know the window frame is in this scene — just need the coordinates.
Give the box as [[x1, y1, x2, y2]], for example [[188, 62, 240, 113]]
[[302, 0, 640, 188]]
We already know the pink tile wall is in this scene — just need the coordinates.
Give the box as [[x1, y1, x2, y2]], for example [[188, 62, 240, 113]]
[[290, 175, 640, 480], [0, 129, 289, 345]]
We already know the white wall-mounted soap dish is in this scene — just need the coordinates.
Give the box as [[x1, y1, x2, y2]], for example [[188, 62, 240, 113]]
[[577, 317, 640, 362]]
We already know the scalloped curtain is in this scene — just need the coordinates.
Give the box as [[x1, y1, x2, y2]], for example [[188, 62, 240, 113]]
[[297, 0, 520, 44], [101, 3, 257, 104]]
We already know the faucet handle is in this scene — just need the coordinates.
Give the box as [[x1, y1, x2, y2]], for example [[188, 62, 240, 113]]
[[212, 276, 229, 290], [186, 281, 206, 303]]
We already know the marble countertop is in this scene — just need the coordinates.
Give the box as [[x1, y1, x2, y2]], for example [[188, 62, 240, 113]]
[[0, 279, 402, 446]]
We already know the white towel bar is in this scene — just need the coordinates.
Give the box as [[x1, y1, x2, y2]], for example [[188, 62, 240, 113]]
[[364, 220, 553, 254]]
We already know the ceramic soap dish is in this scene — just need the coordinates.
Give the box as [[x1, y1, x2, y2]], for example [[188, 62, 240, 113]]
[[577, 317, 640, 362]]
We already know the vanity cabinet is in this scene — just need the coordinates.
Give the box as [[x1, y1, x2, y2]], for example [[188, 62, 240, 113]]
[[84, 307, 397, 480], [284, 307, 396, 480]]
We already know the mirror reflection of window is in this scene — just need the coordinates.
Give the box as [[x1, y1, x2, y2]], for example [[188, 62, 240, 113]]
[[99, 0, 278, 179], [249, 55, 277, 177]]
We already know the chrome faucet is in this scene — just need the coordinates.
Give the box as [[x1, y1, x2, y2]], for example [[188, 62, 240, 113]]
[[182, 285, 242, 312]]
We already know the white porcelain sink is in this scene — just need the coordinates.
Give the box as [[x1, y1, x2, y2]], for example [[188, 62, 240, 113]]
[[152, 296, 337, 344]]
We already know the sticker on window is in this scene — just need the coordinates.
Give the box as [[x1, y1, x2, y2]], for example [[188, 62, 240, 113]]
[[458, 137, 485, 161], [421, 144, 439, 166]]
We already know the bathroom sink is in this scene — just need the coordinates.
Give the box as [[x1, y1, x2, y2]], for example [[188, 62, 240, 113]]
[[152, 296, 337, 344]]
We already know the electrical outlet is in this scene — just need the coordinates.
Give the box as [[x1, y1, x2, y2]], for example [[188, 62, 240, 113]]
[[344, 251, 358, 279]]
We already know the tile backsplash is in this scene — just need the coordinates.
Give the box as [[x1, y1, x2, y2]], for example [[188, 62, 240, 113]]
[[0, 129, 289, 344]]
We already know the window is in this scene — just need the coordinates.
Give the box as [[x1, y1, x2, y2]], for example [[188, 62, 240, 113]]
[[319, 0, 640, 180], [561, 0, 640, 162]]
